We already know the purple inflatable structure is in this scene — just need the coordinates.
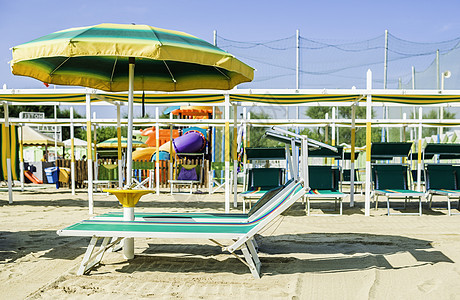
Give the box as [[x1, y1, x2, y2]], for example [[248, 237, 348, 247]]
[[173, 130, 206, 153], [152, 129, 206, 161]]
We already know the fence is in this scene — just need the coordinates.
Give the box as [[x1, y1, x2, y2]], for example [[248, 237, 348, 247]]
[[56, 157, 209, 189]]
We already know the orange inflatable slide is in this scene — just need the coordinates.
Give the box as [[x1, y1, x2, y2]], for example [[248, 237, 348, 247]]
[[24, 170, 43, 184]]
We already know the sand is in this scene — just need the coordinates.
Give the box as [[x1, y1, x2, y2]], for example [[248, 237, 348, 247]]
[[1, 185, 460, 299]]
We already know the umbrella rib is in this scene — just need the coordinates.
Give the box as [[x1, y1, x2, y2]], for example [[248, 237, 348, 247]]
[[147, 26, 163, 46], [214, 67, 231, 80], [110, 57, 118, 89], [163, 61, 177, 83], [49, 57, 71, 76]]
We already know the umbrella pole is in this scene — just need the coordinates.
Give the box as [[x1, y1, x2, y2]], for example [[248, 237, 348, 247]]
[[85, 93, 94, 214], [70, 107, 75, 195], [124, 57, 135, 260]]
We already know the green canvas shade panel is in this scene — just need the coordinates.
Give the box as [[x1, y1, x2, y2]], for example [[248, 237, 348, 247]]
[[0, 124, 20, 181], [370, 142, 413, 161]]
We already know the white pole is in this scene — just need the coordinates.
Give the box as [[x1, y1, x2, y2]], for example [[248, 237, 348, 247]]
[[117, 103, 123, 188], [123, 206, 135, 259], [126, 57, 135, 185], [436, 49, 440, 90], [224, 94, 230, 213], [382, 30, 389, 143], [233, 104, 238, 207], [296, 29, 300, 134], [242, 107, 247, 198], [417, 107, 423, 191], [93, 112, 97, 181], [365, 69, 372, 216], [85, 93, 93, 214], [331, 107, 336, 149], [54, 105, 57, 161], [155, 107, 160, 195], [296, 29, 300, 90], [70, 107, 75, 195], [3, 102, 13, 204], [383, 30, 388, 89], [350, 103, 356, 207], [124, 57, 136, 260]]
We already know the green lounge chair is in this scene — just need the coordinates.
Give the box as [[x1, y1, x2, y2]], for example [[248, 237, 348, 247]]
[[425, 164, 460, 216], [305, 165, 344, 216], [372, 164, 424, 216], [240, 168, 285, 210], [57, 179, 305, 278]]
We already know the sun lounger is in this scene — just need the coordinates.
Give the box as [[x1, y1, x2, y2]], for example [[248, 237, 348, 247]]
[[425, 164, 460, 216], [57, 179, 305, 278], [305, 166, 344, 216], [372, 164, 424, 216], [240, 167, 285, 210]]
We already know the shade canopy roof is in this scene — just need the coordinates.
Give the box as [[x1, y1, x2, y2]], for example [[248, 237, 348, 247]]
[[63, 138, 87, 147], [20, 126, 64, 147], [96, 137, 147, 149]]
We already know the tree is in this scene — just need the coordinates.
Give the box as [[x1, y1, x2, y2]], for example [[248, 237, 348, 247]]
[[0, 104, 84, 140], [409, 109, 456, 138], [303, 106, 381, 147], [248, 111, 282, 148], [76, 126, 129, 144]]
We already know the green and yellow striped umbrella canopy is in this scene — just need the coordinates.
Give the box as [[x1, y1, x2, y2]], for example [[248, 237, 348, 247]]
[[10, 23, 254, 92], [96, 138, 147, 149]]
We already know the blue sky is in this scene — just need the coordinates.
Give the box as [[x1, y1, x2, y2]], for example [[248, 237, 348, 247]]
[[2, 0, 460, 118]]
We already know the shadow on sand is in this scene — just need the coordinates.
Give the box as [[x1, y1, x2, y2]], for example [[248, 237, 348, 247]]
[[113, 232, 453, 277]]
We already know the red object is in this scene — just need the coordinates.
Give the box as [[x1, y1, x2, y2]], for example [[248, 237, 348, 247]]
[[24, 170, 43, 184], [43, 82, 49, 87]]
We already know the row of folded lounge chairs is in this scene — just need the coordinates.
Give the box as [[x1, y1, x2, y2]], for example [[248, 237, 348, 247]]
[[57, 131, 460, 279]]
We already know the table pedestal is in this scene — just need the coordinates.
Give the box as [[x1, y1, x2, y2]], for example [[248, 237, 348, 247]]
[[103, 189, 153, 259]]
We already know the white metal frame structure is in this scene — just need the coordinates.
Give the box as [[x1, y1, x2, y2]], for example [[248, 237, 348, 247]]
[[4, 70, 460, 214]]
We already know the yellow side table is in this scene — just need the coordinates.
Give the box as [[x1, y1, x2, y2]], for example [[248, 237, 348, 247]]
[[103, 189, 154, 259], [103, 189, 153, 207]]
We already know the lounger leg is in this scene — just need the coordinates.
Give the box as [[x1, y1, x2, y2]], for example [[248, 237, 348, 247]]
[[246, 240, 261, 267], [448, 197, 452, 216], [250, 238, 259, 252], [306, 198, 311, 216], [339, 198, 343, 216], [241, 241, 261, 279], [77, 236, 100, 275], [375, 194, 379, 210], [419, 197, 422, 216], [85, 237, 111, 272], [386, 197, 391, 216]]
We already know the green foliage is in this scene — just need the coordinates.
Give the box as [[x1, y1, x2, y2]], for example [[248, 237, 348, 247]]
[[304, 106, 380, 147], [409, 109, 456, 137], [0, 105, 85, 140], [77, 126, 128, 144], [248, 111, 282, 148]]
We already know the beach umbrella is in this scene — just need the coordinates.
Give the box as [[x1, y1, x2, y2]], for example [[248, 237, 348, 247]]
[[97, 137, 147, 149], [10, 22, 253, 188]]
